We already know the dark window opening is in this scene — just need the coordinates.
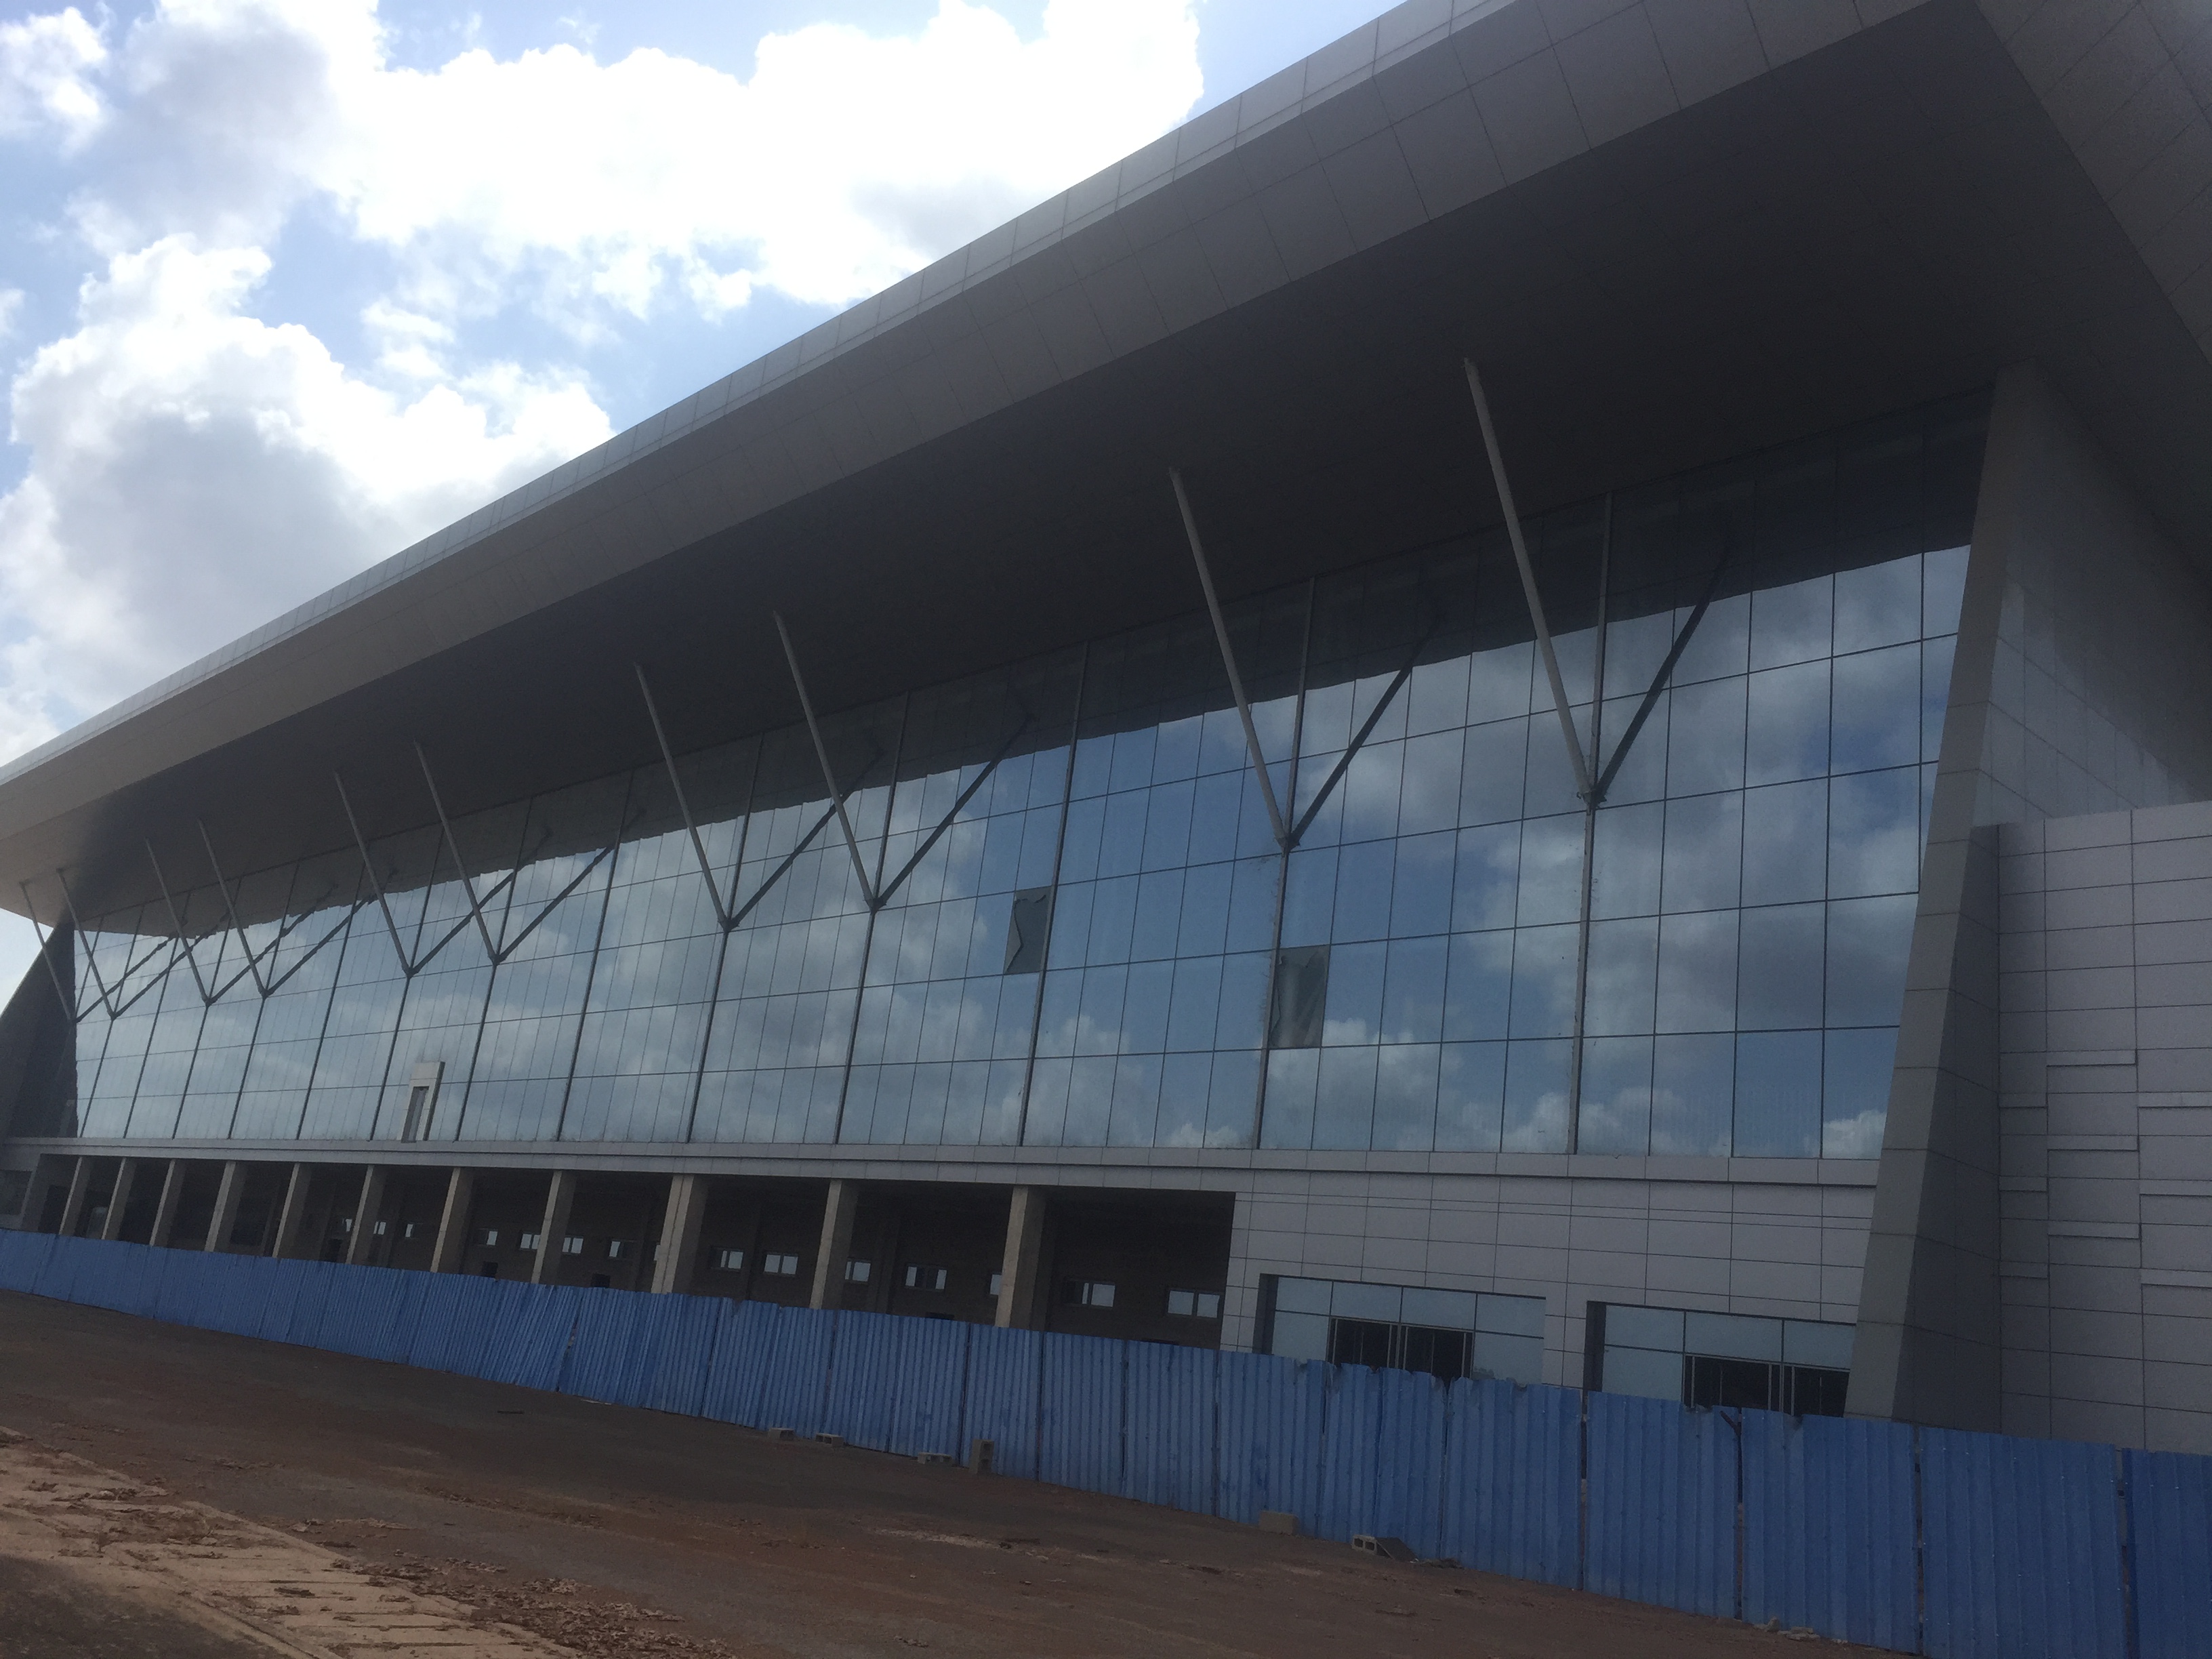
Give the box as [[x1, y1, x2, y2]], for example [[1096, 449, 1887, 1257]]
[[1061, 1279, 1115, 1309], [589, 1273, 612, 1289], [401, 1084, 430, 1141], [1684, 1355, 1852, 1417], [905, 1264, 948, 1291], [478, 1261, 499, 1277], [1328, 1317, 1395, 1368], [1005, 887, 1054, 974], [1270, 945, 1329, 1049]]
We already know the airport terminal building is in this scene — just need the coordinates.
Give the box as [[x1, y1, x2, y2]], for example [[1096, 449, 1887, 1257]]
[[1, 0, 2209, 1452]]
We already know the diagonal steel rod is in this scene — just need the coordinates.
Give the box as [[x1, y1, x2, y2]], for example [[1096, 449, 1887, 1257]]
[[634, 665, 733, 928], [1568, 493, 1613, 1151], [492, 840, 619, 964], [727, 800, 840, 930], [1287, 626, 1433, 848], [140, 844, 216, 1005], [774, 612, 881, 912], [415, 744, 502, 962], [874, 716, 1033, 909], [1171, 468, 1290, 848], [197, 821, 272, 998], [18, 887, 84, 1025], [47, 869, 125, 1019], [335, 772, 419, 976], [259, 899, 369, 998], [1463, 359, 1595, 802], [1591, 539, 1733, 804]]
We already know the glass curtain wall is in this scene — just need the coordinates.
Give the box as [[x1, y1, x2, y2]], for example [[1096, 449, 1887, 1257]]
[[24, 397, 1986, 1158]]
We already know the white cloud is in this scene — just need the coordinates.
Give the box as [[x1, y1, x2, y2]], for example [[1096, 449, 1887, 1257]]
[[0, 236, 610, 739], [0, 0, 1204, 758], [0, 289, 23, 341], [0, 5, 106, 148]]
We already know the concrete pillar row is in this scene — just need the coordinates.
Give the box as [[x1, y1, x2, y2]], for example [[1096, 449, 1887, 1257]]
[[995, 1185, 1046, 1330], [651, 1172, 708, 1295], [55, 1155, 91, 1237], [147, 1161, 185, 1248], [98, 1159, 138, 1242], [809, 1179, 859, 1310], [531, 1171, 576, 1286], [430, 1169, 475, 1274], [269, 1164, 312, 1259], [203, 1161, 245, 1254], [344, 1166, 386, 1267]]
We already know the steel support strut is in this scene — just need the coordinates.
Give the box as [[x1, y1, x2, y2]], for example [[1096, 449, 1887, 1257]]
[[1171, 469, 1290, 848], [634, 665, 734, 928], [415, 744, 503, 961], [335, 772, 419, 975], [1463, 359, 1594, 802], [197, 821, 273, 998], [774, 612, 880, 911]]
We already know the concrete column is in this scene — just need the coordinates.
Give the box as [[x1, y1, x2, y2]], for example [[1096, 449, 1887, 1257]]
[[55, 1156, 91, 1237], [530, 1170, 576, 1286], [650, 1173, 708, 1294], [430, 1168, 475, 1273], [202, 1162, 245, 1254], [343, 1166, 386, 1267], [98, 1160, 139, 1242], [147, 1161, 185, 1248], [994, 1185, 1046, 1330], [808, 1179, 859, 1310], [268, 1164, 311, 1259]]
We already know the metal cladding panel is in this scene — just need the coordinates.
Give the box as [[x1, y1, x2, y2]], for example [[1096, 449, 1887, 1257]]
[[1122, 1343, 1216, 1516], [30, 1231, 86, 1303], [1921, 1428, 2127, 1659], [1039, 1332, 1124, 1496], [2127, 1449, 2212, 1659], [405, 1272, 491, 1374], [885, 1315, 969, 1460], [961, 1325, 1041, 1481], [637, 1295, 726, 1419], [0, 1228, 52, 1292], [700, 1299, 782, 1429], [366, 1268, 428, 1364], [1742, 1408, 1917, 1650], [151, 1248, 211, 1327], [1215, 1351, 1325, 1531], [467, 1281, 581, 1392], [308, 1263, 395, 1357], [1586, 1393, 1738, 1618], [1316, 1364, 1382, 1544], [1370, 1368, 1450, 1559], [823, 1311, 901, 1450], [756, 1305, 836, 1439], [1439, 1380, 1580, 1587]]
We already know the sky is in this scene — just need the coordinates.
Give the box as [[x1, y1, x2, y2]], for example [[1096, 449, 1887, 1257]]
[[0, 0, 1399, 995]]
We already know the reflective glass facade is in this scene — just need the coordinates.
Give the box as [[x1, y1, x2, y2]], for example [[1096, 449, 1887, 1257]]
[[35, 398, 1986, 1159]]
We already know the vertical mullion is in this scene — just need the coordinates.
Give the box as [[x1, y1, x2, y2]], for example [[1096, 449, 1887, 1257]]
[[832, 695, 909, 1144], [682, 741, 763, 1144], [1017, 647, 1088, 1145], [550, 771, 633, 1145], [1568, 494, 1612, 1152], [1251, 581, 1315, 1147]]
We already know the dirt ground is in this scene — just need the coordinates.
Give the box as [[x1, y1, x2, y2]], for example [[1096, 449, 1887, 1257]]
[[0, 1291, 1866, 1657]]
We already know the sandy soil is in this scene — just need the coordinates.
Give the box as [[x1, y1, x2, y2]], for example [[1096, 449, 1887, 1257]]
[[0, 1290, 1863, 1657]]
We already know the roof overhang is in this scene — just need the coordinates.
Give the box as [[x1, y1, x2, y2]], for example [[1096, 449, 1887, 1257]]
[[6, 0, 2211, 924]]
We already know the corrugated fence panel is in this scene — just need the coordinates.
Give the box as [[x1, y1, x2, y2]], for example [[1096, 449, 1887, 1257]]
[[1440, 1380, 1580, 1587], [1040, 1332, 1123, 1496], [152, 1248, 211, 1328], [1371, 1368, 1450, 1559], [251, 1257, 313, 1343], [404, 1272, 489, 1374], [0, 1229, 52, 1292], [2128, 1449, 2212, 1659], [308, 1263, 394, 1357], [701, 1299, 781, 1429], [962, 1325, 1040, 1480], [1122, 1343, 1215, 1515], [558, 1288, 653, 1404], [885, 1317, 968, 1460], [284, 1261, 339, 1347], [31, 1232, 89, 1305], [467, 1282, 580, 1392], [1315, 1364, 1382, 1544], [637, 1295, 725, 1419], [1586, 1393, 1737, 1618], [1215, 1351, 1325, 1532], [823, 1311, 901, 1450], [1742, 1409, 1916, 1651], [756, 1306, 835, 1439], [1921, 1428, 2127, 1659]]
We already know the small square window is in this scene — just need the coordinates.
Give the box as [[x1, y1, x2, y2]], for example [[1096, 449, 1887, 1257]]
[[608, 1240, 634, 1259], [480, 1229, 499, 1247], [1168, 1289, 1193, 1317], [762, 1253, 799, 1276], [904, 1264, 948, 1291], [714, 1248, 746, 1271], [371, 1220, 388, 1237], [845, 1259, 872, 1284], [1061, 1279, 1115, 1309], [520, 1231, 542, 1250], [403, 1222, 420, 1240], [561, 1235, 584, 1255], [989, 1271, 1004, 1297]]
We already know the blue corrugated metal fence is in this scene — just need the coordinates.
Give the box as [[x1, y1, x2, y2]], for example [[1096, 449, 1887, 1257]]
[[1, 1226, 2205, 1656]]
